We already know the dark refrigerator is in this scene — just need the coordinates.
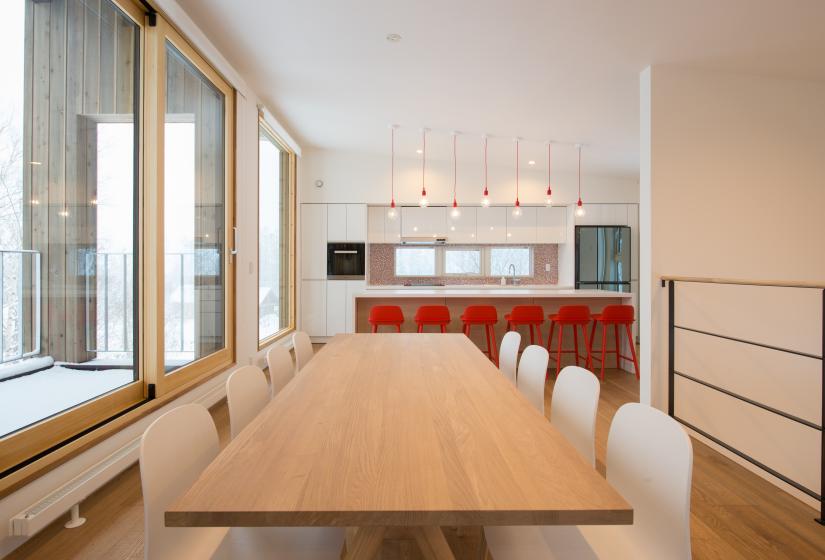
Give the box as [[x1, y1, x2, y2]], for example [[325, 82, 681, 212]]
[[575, 226, 631, 292]]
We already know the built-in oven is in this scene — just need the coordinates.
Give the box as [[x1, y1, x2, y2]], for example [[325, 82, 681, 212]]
[[327, 242, 366, 279]]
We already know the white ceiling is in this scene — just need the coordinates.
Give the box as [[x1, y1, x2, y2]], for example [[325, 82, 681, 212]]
[[177, 0, 825, 176]]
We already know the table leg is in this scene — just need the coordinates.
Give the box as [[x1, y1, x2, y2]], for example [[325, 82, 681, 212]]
[[342, 526, 386, 560], [412, 526, 456, 560]]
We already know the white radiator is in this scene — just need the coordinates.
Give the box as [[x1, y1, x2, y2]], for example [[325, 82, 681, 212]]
[[9, 437, 141, 537]]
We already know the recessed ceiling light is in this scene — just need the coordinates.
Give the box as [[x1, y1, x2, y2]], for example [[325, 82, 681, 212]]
[[416, 149, 423, 154], [528, 160, 535, 165], [386, 33, 402, 42]]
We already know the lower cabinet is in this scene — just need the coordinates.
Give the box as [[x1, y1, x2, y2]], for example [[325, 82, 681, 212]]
[[300, 280, 327, 337], [326, 280, 365, 336]]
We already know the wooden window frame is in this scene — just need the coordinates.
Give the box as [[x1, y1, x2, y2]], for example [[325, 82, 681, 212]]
[[256, 117, 296, 349]]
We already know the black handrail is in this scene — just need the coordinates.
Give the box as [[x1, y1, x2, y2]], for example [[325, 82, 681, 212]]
[[663, 278, 824, 525]]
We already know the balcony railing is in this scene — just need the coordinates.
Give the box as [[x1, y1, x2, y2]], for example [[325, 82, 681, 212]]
[[0, 250, 41, 366]]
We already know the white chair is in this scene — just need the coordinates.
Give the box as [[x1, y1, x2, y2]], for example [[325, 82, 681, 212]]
[[516, 345, 549, 414], [292, 331, 314, 372], [550, 366, 600, 467], [140, 403, 345, 560], [266, 345, 294, 398], [499, 331, 521, 385], [226, 365, 270, 439], [484, 403, 693, 560]]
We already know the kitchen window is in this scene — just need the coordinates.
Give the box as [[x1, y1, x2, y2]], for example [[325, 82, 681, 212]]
[[490, 247, 532, 277], [444, 248, 482, 276], [395, 247, 436, 276]]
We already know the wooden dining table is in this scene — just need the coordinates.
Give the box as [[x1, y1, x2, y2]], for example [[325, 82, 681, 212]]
[[166, 333, 632, 559]]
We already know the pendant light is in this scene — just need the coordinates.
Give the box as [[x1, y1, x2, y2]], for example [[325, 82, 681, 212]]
[[545, 142, 553, 206], [575, 144, 585, 217], [419, 128, 429, 207], [512, 137, 521, 216], [450, 132, 460, 217], [387, 125, 398, 219], [480, 135, 490, 207]]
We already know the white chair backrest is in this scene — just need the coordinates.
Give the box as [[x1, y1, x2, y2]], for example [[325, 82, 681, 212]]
[[550, 366, 600, 467], [498, 331, 521, 385], [516, 345, 549, 415], [140, 404, 223, 560], [226, 365, 270, 439], [266, 345, 294, 398], [607, 403, 693, 560], [292, 331, 314, 372]]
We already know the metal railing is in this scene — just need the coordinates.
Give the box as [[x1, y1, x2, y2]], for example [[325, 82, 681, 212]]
[[663, 276, 824, 524], [84, 252, 193, 353], [0, 250, 41, 365]]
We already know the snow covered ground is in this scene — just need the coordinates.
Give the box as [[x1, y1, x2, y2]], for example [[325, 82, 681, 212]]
[[0, 366, 134, 436]]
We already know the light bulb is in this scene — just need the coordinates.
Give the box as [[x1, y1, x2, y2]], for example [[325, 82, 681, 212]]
[[575, 200, 585, 217], [545, 196, 553, 207], [481, 187, 490, 207], [419, 195, 428, 207], [512, 206, 522, 217], [450, 206, 460, 218], [387, 207, 396, 219]]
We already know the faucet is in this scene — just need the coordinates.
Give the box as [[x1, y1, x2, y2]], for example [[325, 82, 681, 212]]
[[508, 264, 521, 286]]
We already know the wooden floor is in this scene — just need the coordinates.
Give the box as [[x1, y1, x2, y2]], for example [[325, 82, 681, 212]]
[[7, 347, 825, 559]]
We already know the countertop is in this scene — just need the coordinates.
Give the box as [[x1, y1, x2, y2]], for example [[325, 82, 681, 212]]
[[354, 287, 632, 299]]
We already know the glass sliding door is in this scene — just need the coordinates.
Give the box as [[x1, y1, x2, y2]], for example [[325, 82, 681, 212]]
[[0, 0, 144, 473], [152, 18, 234, 390], [258, 120, 294, 345]]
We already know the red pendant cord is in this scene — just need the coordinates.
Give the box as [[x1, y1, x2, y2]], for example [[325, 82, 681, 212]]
[[546, 143, 552, 196], [452, 135, 457, 206], [515, 139, 520, 206], [421, 129, 427, 196], [577, 146, 582, 205], [483, 137, 489, 196]]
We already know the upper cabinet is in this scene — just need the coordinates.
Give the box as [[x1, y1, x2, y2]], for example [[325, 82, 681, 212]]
[[327, 204, 366, 242], [401, 207, 447, 238], [475, 206, 507, 244], [368, 206, 401, 243], [301, 204, 327, 280], [446, 207, 477, 243], [536, 206, 567, 244], [574, 203, 629, 226], [506, 207, 537, 244]]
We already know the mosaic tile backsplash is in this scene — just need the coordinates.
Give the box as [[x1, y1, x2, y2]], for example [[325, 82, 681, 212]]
[[368, 244, 559, 286]]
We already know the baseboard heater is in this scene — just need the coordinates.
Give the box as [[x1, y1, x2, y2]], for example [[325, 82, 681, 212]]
[[9, 437, 141, 537]]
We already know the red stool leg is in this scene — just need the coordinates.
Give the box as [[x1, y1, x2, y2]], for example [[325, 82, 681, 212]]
[[600, 324, 607, 380], [589, 320, 597, 355], [489, 324, 499, 365], [555, 324, 564, 377], [417, 323, 422, 333], [371, 324, 377, 334], [613, 324, 620, 368], [573, 325, 580, 366], [581, 324, 592, 369], [484, 324, 493, 360], [546, 321, 556, 351], [529, 324, 535, 345], [626, 323, 640, 379], [440, 324, 446, 333]]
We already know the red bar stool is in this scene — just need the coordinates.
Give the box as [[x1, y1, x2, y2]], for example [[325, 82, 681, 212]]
[[460, 305, 499, 364], [368, 305, 404, 333], [414, 305, 451, 333], [546, 305, 592, 377], [589, 304, 640, 380], [505, 305, 545, 346]]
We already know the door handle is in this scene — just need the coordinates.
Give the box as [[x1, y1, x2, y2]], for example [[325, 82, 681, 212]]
[[231, 227, 238, 256], [333, 250, 358, 254]]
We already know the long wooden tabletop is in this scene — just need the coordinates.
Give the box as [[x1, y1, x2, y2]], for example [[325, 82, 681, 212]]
[[166, 334, 632, 528]]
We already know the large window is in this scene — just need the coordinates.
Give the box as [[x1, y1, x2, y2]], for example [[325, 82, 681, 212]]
[[258, 119, 295, 345], [395, 248, 437, 276], [393, 246, 533, 278], [490, 247, 532, 277], [0, 0, 236, 478], [444, 248, 482, 276]]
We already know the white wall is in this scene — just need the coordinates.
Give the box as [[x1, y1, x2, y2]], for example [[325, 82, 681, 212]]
[[0, 1, 299, 555], [300, 148, 638, 206], [640, 65, 825, 507]]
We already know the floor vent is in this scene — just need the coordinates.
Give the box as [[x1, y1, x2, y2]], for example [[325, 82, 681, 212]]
[[10, 437, 140, 537]]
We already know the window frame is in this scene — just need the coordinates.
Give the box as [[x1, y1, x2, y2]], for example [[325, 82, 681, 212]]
[[257, 116, 296, 349], [489, 246, 533, 278], [392, 245, 534, 278], [443, 246, 484, 277], [394, 246, 439, 277]]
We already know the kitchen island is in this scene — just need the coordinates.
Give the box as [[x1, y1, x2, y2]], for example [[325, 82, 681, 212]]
[[353, 287, 636, 372]]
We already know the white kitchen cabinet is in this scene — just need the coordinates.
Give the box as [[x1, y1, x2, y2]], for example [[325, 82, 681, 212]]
[[301, 204, 327, 280], [327, 204, 347, 241], [401, 206, 447, 238], [536, 206, 567, 243], [325, 280, 347, 336], [346, 204, 367, 241], [300, 279, 327, 337], [446, 206, 477, 243], [345, 280, 366, 332], [505, 206, 537, 244], [575, 203, 629, 226], [475, 206, 507, 243], [367, 206, 386, 243], [385, 210, 401, 242]]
